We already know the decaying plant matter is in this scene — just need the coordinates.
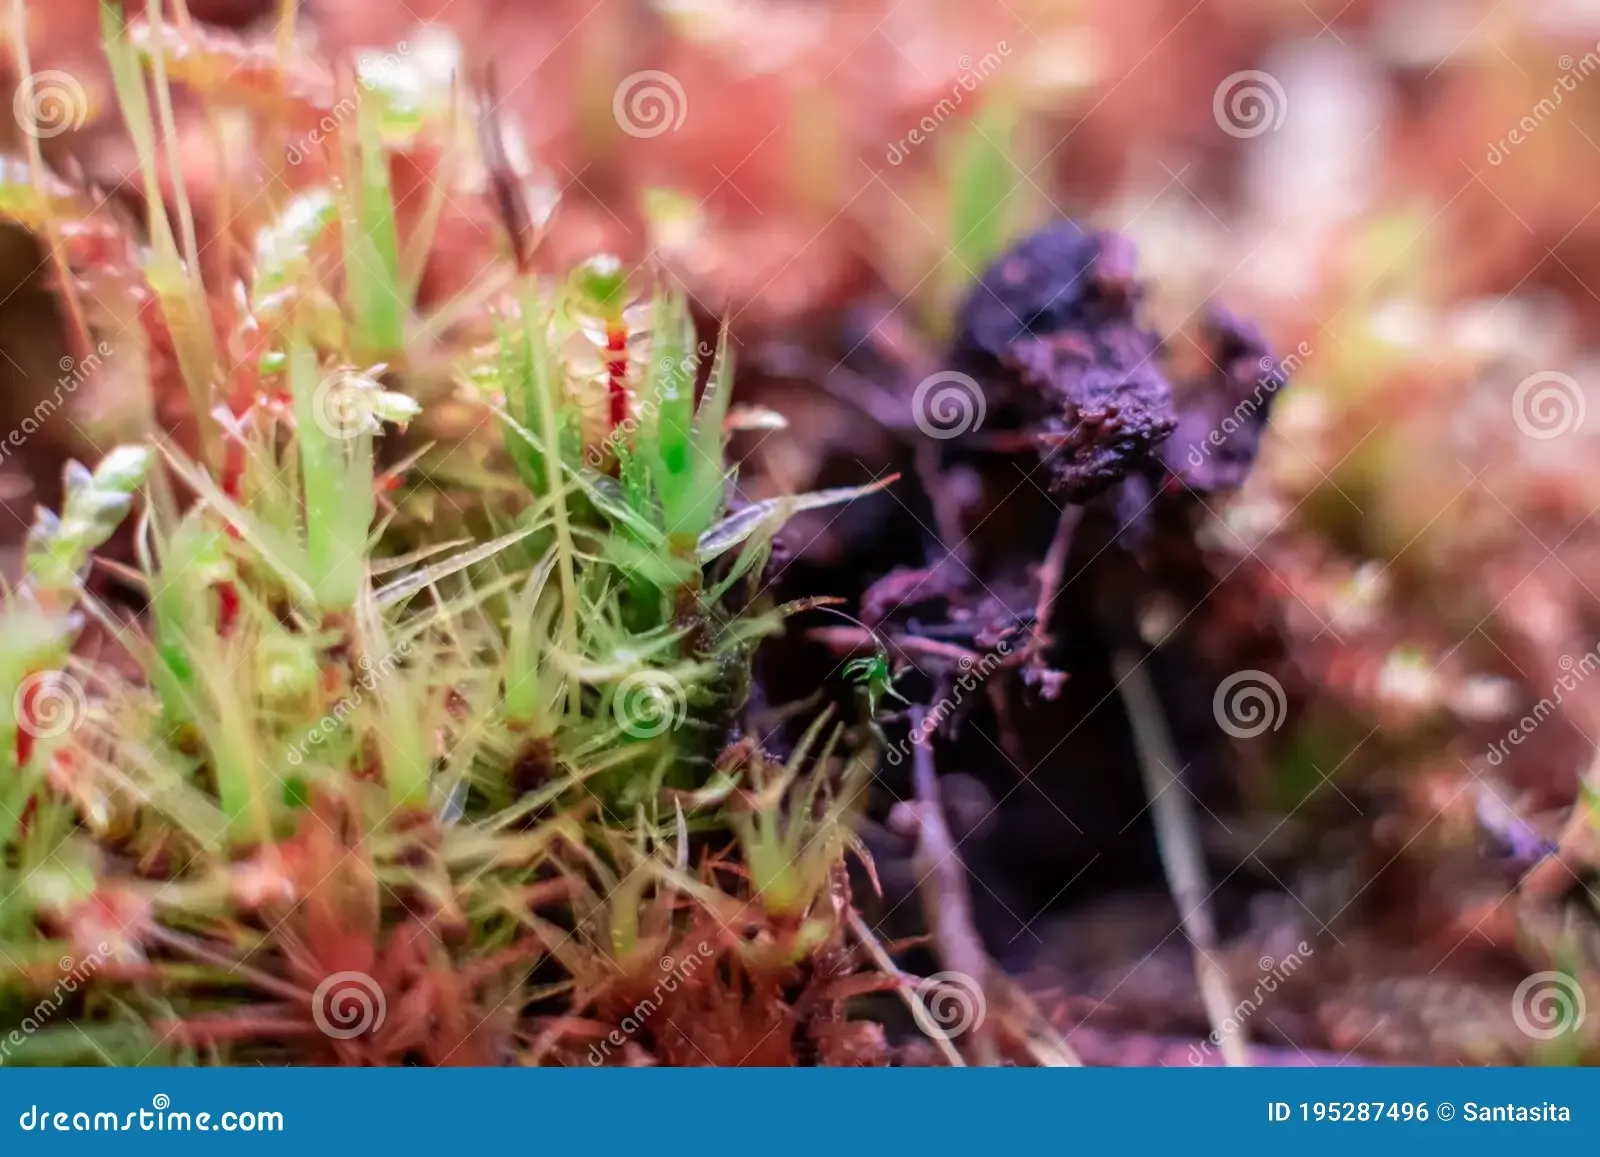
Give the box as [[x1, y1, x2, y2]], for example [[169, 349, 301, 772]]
[[811, 219, 1299, 1060]]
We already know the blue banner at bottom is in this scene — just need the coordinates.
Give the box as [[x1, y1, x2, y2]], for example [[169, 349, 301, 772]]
[[1, 1068, 1591, 1153]]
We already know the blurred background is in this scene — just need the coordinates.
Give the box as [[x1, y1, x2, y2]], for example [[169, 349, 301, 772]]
[[8, 0, 1600, 1063]]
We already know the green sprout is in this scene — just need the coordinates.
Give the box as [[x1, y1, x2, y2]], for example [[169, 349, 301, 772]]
[[845, 646, 909, 720], [0, 8, 899, 1067]]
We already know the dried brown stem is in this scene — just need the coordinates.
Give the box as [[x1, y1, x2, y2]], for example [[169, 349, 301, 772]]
[[902, 708, 1000, 1065]]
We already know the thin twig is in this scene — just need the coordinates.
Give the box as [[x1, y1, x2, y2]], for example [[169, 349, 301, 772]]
[[1112, 649, 1250, 1067], [1034, 505, 1082, 637], [807, 624, 980, 668], [1026, 504, 1082, 697], [986, 969, 1083, 1067], [846, 910, 965, 1067], [143, 923, 307, 1005], [869, 735, 1081, 1066], [903, 709, 1000, 1064]]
